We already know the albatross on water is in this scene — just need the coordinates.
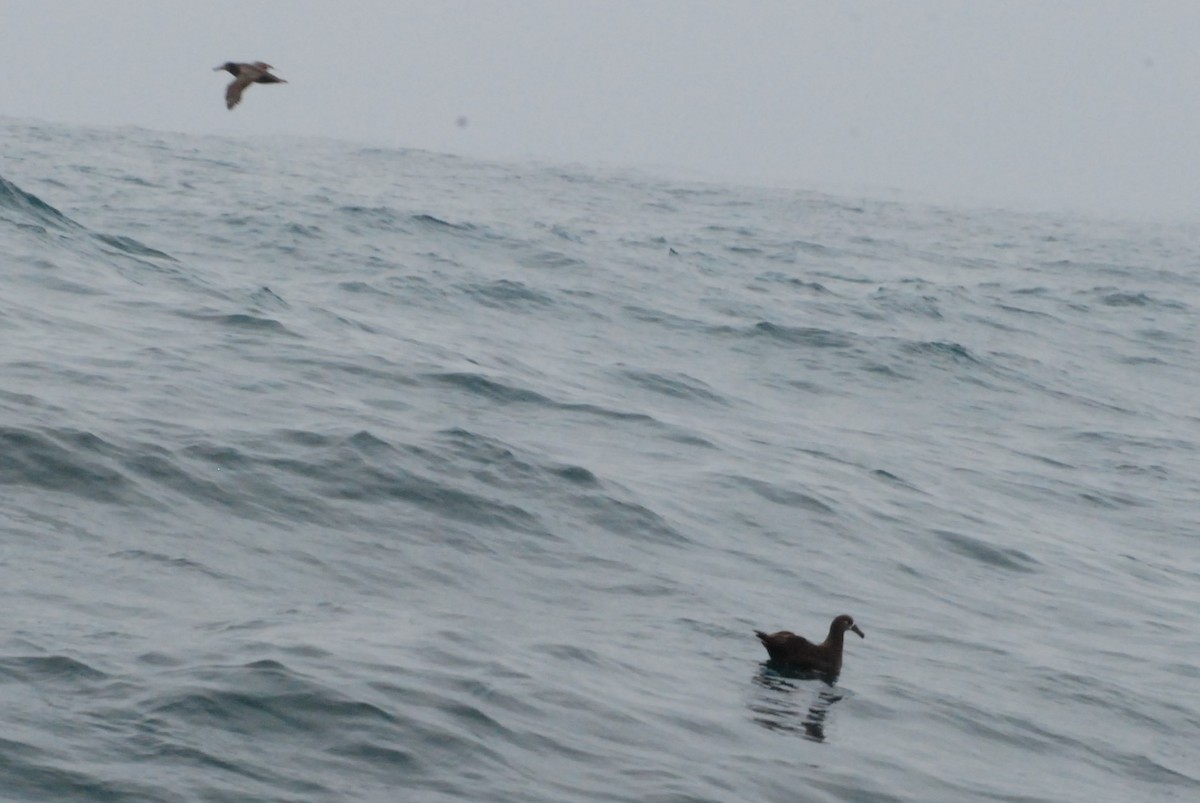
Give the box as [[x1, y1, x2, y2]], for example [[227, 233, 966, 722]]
[[755, 614, 865, 678], [214, 62, 286, 110]]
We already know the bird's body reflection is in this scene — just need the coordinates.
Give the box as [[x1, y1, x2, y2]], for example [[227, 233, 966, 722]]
[[750, 667, 846, 742]]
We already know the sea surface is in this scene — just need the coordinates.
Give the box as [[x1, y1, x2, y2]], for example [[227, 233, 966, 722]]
[[1, 117, 1197, 802]]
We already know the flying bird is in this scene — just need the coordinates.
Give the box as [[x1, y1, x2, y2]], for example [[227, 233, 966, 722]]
[[214, 62, 286, 110]]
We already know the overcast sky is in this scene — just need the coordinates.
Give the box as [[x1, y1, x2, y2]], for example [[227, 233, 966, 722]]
[[4, 1, 1198, 219]]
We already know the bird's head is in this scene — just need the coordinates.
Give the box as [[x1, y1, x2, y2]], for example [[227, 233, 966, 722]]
[[834, 614, 865, 638]]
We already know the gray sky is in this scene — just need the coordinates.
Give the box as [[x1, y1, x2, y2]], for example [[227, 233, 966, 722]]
[[4, 1, 1198, 218]]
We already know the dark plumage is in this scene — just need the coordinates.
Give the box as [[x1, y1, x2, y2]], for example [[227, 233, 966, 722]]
[[214, 61, 286, 110], [754, 614, 865, 676]]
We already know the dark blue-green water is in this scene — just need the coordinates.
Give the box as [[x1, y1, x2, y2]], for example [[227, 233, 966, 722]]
[[1, 118, 1197, 802]]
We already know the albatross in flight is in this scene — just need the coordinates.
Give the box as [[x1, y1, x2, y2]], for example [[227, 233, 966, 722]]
[[214, 62, 286, 110]]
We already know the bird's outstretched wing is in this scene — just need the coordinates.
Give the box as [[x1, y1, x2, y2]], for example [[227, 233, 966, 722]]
[[225, 75, 253, 110]]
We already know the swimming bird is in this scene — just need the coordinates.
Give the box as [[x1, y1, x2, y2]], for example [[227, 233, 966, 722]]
[[754, 614, 864, 676], [214, 62, 286, 110]]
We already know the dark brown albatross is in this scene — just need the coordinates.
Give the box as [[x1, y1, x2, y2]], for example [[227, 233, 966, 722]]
[[214, 62, 286, 110], [755, 614, 865, 676]]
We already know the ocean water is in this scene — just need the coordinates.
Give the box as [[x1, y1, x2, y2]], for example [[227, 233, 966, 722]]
[[1, 117, 1197, 803]]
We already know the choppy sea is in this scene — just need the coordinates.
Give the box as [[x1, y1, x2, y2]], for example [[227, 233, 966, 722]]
[[1, 117, 1197, 802]]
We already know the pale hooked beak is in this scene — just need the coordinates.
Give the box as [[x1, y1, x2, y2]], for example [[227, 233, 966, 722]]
[[851, 624, 865, 638]]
